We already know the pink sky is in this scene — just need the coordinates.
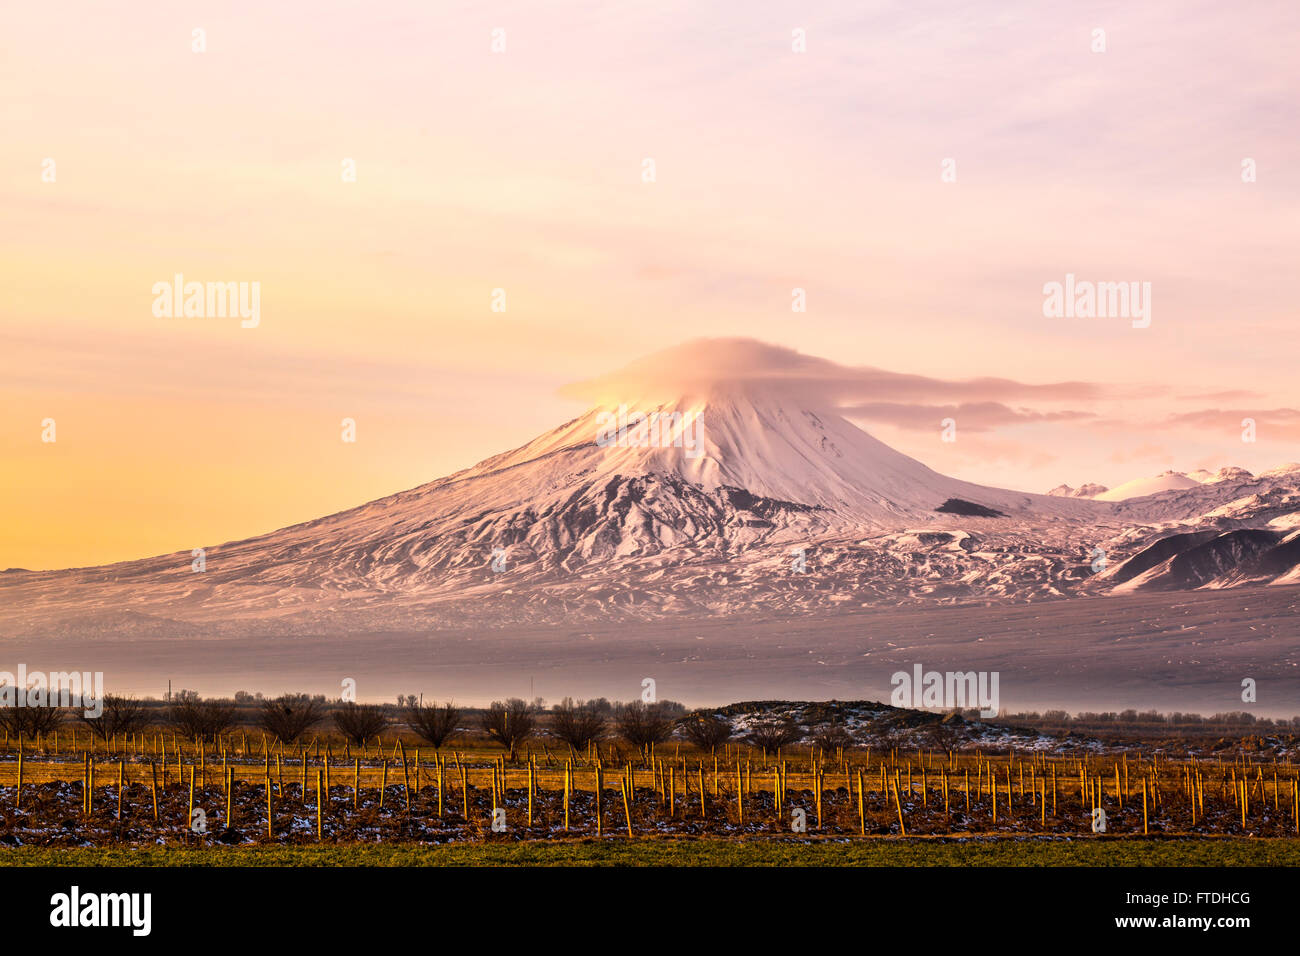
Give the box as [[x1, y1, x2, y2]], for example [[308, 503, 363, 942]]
[[2, 0, 1298, 569]]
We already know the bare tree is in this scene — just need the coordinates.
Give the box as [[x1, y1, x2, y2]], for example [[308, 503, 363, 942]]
[[679, 713, 733, 754], [549, 698, 606, 755], [810, 722, 855, 755], [0, 703, 65, 740], [168, 696, 237, 741], [747, 718, 802, 755], [257, 694, 324, 744], [479, 698, 536, 760], [926, 713, 964, 752], [332, 703, 389, 745], [78, 694, 154, 742], [614, 701, 676, 760], [407, 701, 460, 751]]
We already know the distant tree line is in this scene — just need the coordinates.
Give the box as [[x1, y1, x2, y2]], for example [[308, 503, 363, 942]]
[[7, 687, 1295, 754]]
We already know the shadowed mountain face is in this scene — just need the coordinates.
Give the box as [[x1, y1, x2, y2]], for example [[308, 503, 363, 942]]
[[1108, 531, 1223, 585], [1109, 528, 1300, 591], [3, 385, 1300, 638]]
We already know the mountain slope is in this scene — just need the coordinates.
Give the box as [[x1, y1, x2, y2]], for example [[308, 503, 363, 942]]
[[4, 382, 1300, 636]]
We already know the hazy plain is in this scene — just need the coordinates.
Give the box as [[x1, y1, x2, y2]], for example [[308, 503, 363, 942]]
[[10, 584, 1297, 718]]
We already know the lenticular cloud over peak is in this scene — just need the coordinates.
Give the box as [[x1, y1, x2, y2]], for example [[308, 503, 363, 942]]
[[558, 338, 838, 405], [559, 337, 1105, 410]]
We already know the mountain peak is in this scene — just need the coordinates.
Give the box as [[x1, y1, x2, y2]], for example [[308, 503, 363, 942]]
[[558, 338, 841, 407], [447, 386, 1097, 524]]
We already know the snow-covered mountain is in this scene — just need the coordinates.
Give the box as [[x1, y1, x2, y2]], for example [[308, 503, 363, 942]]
[[4, 380, 1300, 637], [1094, 470, 1204, 501], [1080, 466, 1277, 502], [446, 384, 1106, 524], [1047, 482, 1109, 499]]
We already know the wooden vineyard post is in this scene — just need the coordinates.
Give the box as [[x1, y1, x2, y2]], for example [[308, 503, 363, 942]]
[[563, 763, 570, 831], [222, 764, 232, 827], [399, 741, 411, 814], [460, 764, 469, 822], [698, 763, 705, 820], [188, 765, 196, 835], [117, 761, 125, 820], [816, 770, 824, 829], [354, 758, 361, 810], [150, 761, 159, 822], [316, 769, 324, 840], [596, 764, 603, 836], [266, 775, 274, 839], [527, 761, 534, 828], [437, 758, 444, 818], [621, 777, 634, 837], [736, 764, 743, 824], [1142, 779, 1149, 835], [87, 753, 94, 816], [380, 760, 388, 809], [857, 770, 865, 835], [15, 749, 22, 808], [891, 772, 907, 836]]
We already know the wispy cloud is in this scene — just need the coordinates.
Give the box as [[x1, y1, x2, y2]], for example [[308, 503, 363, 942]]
[[842, 401, 1096, 432]]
